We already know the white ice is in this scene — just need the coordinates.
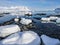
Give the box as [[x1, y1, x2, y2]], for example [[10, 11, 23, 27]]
[[20, 18, 32, 25], [41, 17, 50, 21], [49, 16, 58, 20], [1, 32, 19, 44], [56, 18, 60, 23], [0, 25, 20, 37], [41, 35, 60, 45], [1, 31, 40, 45]]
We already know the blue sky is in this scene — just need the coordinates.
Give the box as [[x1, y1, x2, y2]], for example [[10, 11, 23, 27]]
[[0, 0, 60, 11]]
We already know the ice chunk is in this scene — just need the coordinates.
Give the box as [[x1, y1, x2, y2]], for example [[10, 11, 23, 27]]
[[14, 18, 19, 23], [56, 18, 60, 23], [41, 18, 50, 21], [49, 16, 58, 20], [0, 25, 20, 37], [20, 18, 32, 25], [17, 31, 40, 45], [1, 32, 19, 44], [41, 35, 60, 45], [1, 31, 40, 45]]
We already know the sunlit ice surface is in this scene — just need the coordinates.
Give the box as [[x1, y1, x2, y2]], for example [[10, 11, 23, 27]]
[[1, 31, 40, 45]]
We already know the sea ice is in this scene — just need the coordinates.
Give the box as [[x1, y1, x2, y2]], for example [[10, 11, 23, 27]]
[[41, 35, 60, 45], [0, 25, 20, 37], [20, 18, 32, 25], [1, 31, 40, 45], [56, 18, 60, 23]]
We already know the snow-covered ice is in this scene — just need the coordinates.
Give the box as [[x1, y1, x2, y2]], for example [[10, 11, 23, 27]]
[[0, 25, 20, 37], [20, 18, 32, 25], [14, 18, 19, 23], [1, 33, 19, 44], [17, 31, 40, 45], [56, 18, 60, 23], [1, 31, 40, 45], [49, 16, 58, 20], [41, 35, 60, 45], [41, 18, 50, 21]]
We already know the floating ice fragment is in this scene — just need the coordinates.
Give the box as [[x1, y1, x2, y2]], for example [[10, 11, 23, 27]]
[[0, 25, 20, 37], [41, 35, 60, 45]]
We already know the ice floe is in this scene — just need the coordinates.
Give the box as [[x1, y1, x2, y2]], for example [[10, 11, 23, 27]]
[[0, 25, 20, 37], [41, 35, 60, 45], [14, 18, 19, 23], [1, 33, 19, 44], [20, 18, 32, 25], [41, 18, 50, 21], [49, 16, 58, 20], [56, 18, 60, 23], [1, 31, 40, 45]]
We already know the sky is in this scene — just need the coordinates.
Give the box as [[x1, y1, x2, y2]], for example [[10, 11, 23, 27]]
[[0, 0, 60, 11]]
